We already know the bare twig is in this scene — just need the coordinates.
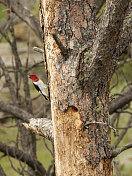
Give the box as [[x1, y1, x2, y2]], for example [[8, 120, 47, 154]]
[[0, 27, 12, 45], [9, 18, 22, 100], [43, 138, 53, 156], [0, 0, 42, 39], [0, 141, 46, 176], [116, 126, 132, 129], [33, 47, 44, 54], [110, 113, 119, 127], [0, 165, 6, 176], [118, 58, 132, 68], [46, 162, 53, 176], [111, 142, 132, 158], [25, 61, 44, 72], [22, 32, 32, 114], [6, 145, 20, 174], [9, 17, 22, 68], [7, 61, 44, 73], [113, 116, 132, 149], [0, 154, 6, 160], [85, 121, 117, 133], [0, 57, 16, 104], [0, 115, 13, 120], [113, 161, 122, 176]]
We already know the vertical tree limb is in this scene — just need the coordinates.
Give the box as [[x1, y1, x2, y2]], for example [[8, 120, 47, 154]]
[[0, 57, 16, 104]]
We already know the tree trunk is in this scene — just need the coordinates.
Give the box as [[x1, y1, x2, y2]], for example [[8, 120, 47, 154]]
[[40, 0, 129, 175]]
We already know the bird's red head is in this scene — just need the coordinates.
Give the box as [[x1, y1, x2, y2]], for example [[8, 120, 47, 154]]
[[28, 74, 39, 82]]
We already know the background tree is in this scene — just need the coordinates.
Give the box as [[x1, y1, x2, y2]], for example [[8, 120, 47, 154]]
[[0, 0, 132, 176]]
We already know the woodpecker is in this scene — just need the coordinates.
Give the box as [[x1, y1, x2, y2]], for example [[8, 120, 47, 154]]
[[28, 74, 49, 100]]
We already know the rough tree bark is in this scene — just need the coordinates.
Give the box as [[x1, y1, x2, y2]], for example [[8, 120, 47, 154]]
[[39, 0, 130, 175]]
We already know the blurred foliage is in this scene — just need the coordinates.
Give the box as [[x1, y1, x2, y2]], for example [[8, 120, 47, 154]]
[[0, 4, 7, 42], [110, 52, 132, 94], [0, 4, 7, 20], [30, 1, 40, 18]]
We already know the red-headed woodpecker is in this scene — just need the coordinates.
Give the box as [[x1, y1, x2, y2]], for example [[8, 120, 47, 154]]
[[28, 74, 49, 100]]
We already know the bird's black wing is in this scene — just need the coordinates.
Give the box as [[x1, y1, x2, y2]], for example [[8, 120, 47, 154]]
[[33, 82, 40, 92], [33, 83, 48, 100]]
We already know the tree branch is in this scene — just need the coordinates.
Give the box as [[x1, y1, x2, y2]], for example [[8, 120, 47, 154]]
[[23, 118, 53, 142], [112, 116, 132, 149], [0, 141, 46, 176], [0, 0, 41, 39], [33, 47, 44, 54], [111, 142, 132, 158], [109, 87, 132, 114], [113, 161, 122, 176], [0, 115, 13, 121], [0, 99, 53, 141], [0, 99, 31, 123]]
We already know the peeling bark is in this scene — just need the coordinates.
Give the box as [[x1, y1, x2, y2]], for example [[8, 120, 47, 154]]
[[23, 118, 53, 142]]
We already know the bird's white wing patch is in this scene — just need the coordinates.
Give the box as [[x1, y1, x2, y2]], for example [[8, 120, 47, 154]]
[[34, 80, 48, 97]]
